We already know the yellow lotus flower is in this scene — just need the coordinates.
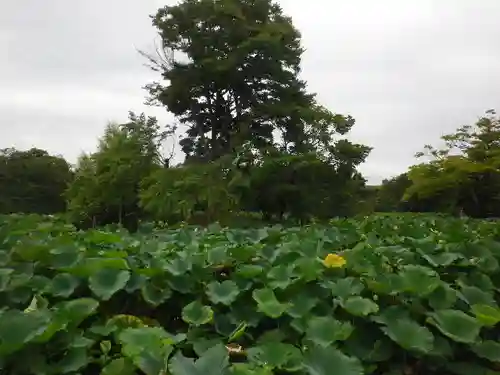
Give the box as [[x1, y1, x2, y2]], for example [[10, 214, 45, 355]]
[[323, 253, 346, 268]]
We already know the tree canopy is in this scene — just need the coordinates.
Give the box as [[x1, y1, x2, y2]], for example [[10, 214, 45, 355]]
[[403, 109, 500, 217], [143, 0, 366, 163], [2, 0, 499, 226], [66, 112, 174, 229], [0, 148, 72, 215]]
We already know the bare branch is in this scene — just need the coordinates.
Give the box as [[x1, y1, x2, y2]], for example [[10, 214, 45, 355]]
[[136, 37, 175, 72]]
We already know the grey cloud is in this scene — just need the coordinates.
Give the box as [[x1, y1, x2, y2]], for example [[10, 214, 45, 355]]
[[1, 0, 500, 184]]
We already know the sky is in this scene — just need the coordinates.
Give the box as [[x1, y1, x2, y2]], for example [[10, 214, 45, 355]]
[[1, 0, 500, 184]]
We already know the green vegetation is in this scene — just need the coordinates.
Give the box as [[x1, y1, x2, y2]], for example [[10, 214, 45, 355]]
[[2, 0, 499, 223], [1, 214, 500, 374], [1, 0, 374, 227], [0, 148, 72, 215], [375, 109, 500, 217], [2, 0, 500, 373]]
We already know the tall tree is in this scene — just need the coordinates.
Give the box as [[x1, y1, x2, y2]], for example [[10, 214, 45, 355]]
[[374, 173, 412, 212], [405, 109, 500, 217], [140, 0, 372, 222], [0, 148, 72, 214], [144, 0, 326, 161], [140, 157, 238, 224], [66, 112, 173, 229]]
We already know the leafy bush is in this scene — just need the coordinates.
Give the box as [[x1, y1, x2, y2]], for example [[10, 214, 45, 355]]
[[1, 214, 500, 374], [243, 153, 368, 222], [140, 159, 239, 225]]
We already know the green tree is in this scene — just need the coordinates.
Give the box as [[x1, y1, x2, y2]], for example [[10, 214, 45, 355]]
[[140, 157, 238, 225], [239, 108, 371, 221], [374, 173, 412, 212], [0, 148, 72, 214], [65, 153, 100, 226], [244, 153, 363, 222], [144, 0, 328, 161], [66, 112, 173, 229], [404, 109, 500, 217], [231, 141, 370, 222], [140, 0, 372, 223]]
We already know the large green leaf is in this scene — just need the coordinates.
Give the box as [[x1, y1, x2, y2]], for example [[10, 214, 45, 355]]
[[182, 301, 213, 326], [230, 363, 273, 375], [305, 316, 353, 347], [343, 330, 393, 362], [420, 251, 461, 267], [56, 347, 89, 373], [50, 273, 80, 297], [101, 357, 136, 375], [471, 304, 500, 327], [429, 335, 453, 358], [165, 256, 192, 276], [459, 285, 495, 306], [252, 288, 288, 318], [398, 265, 440, 296], [286, 294, 319, 318], [0, 268, 13, 291], [141, 280, 172, 307], [0, 309, 51, 355], [125, 273, 145, 293], [267, 264, 296, 289], [381, 318, 434, 353], [206, 280, 240, 305], [247, 342, 303, 371], [428, 283, 458, 310], [428, 309, 481, 343], [445, 361, 497, 375], [167, 274, 195, 293], [295, 257, 323, 281], [24, 294, 48, 312], [471, 340, 500, 362], [32, 298, 100, 343], [169, 343, 229, 375], [118, 327, 174, 375], [372, 306, 411, 325], [54, 298, 100, 327], [89, 268, 130, 300], [342, 296, 379, 317], [206, 246, 230, 265], [326, 277, 365, 300], [303, 346, 364, 375], [68, 257, 129, 276], [235, 264, 264, 279]]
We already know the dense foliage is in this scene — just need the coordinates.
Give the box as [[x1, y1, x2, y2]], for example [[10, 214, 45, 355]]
[[2, 0, 500, 373], [0, 148, 72, 215], [66, 112, 175, 230], [139, 157, 239, 225], [4, 0, 498, 223], [21, 0, 364, 229], [2, 214, 500, 374], [145, 0, 321, 159], [3, 0, 500, 373], [376, 110, 500, 218], [405, 109, 500, 217]]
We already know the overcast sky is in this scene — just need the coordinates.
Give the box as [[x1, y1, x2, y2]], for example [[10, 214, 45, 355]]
[[2, 0, 500, 183]]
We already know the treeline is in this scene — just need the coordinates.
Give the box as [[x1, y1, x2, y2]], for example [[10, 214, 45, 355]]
[[3, 108, 498, 226], [374, 109, 500, 218], [2, 0, 499, 226], [0, 113, 370, 229], [0, 148, 72, 214], [65, 108, 372, 229]]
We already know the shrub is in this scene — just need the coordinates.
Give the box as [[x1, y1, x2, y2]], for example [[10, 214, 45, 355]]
[[140, 160, 238, 225]]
